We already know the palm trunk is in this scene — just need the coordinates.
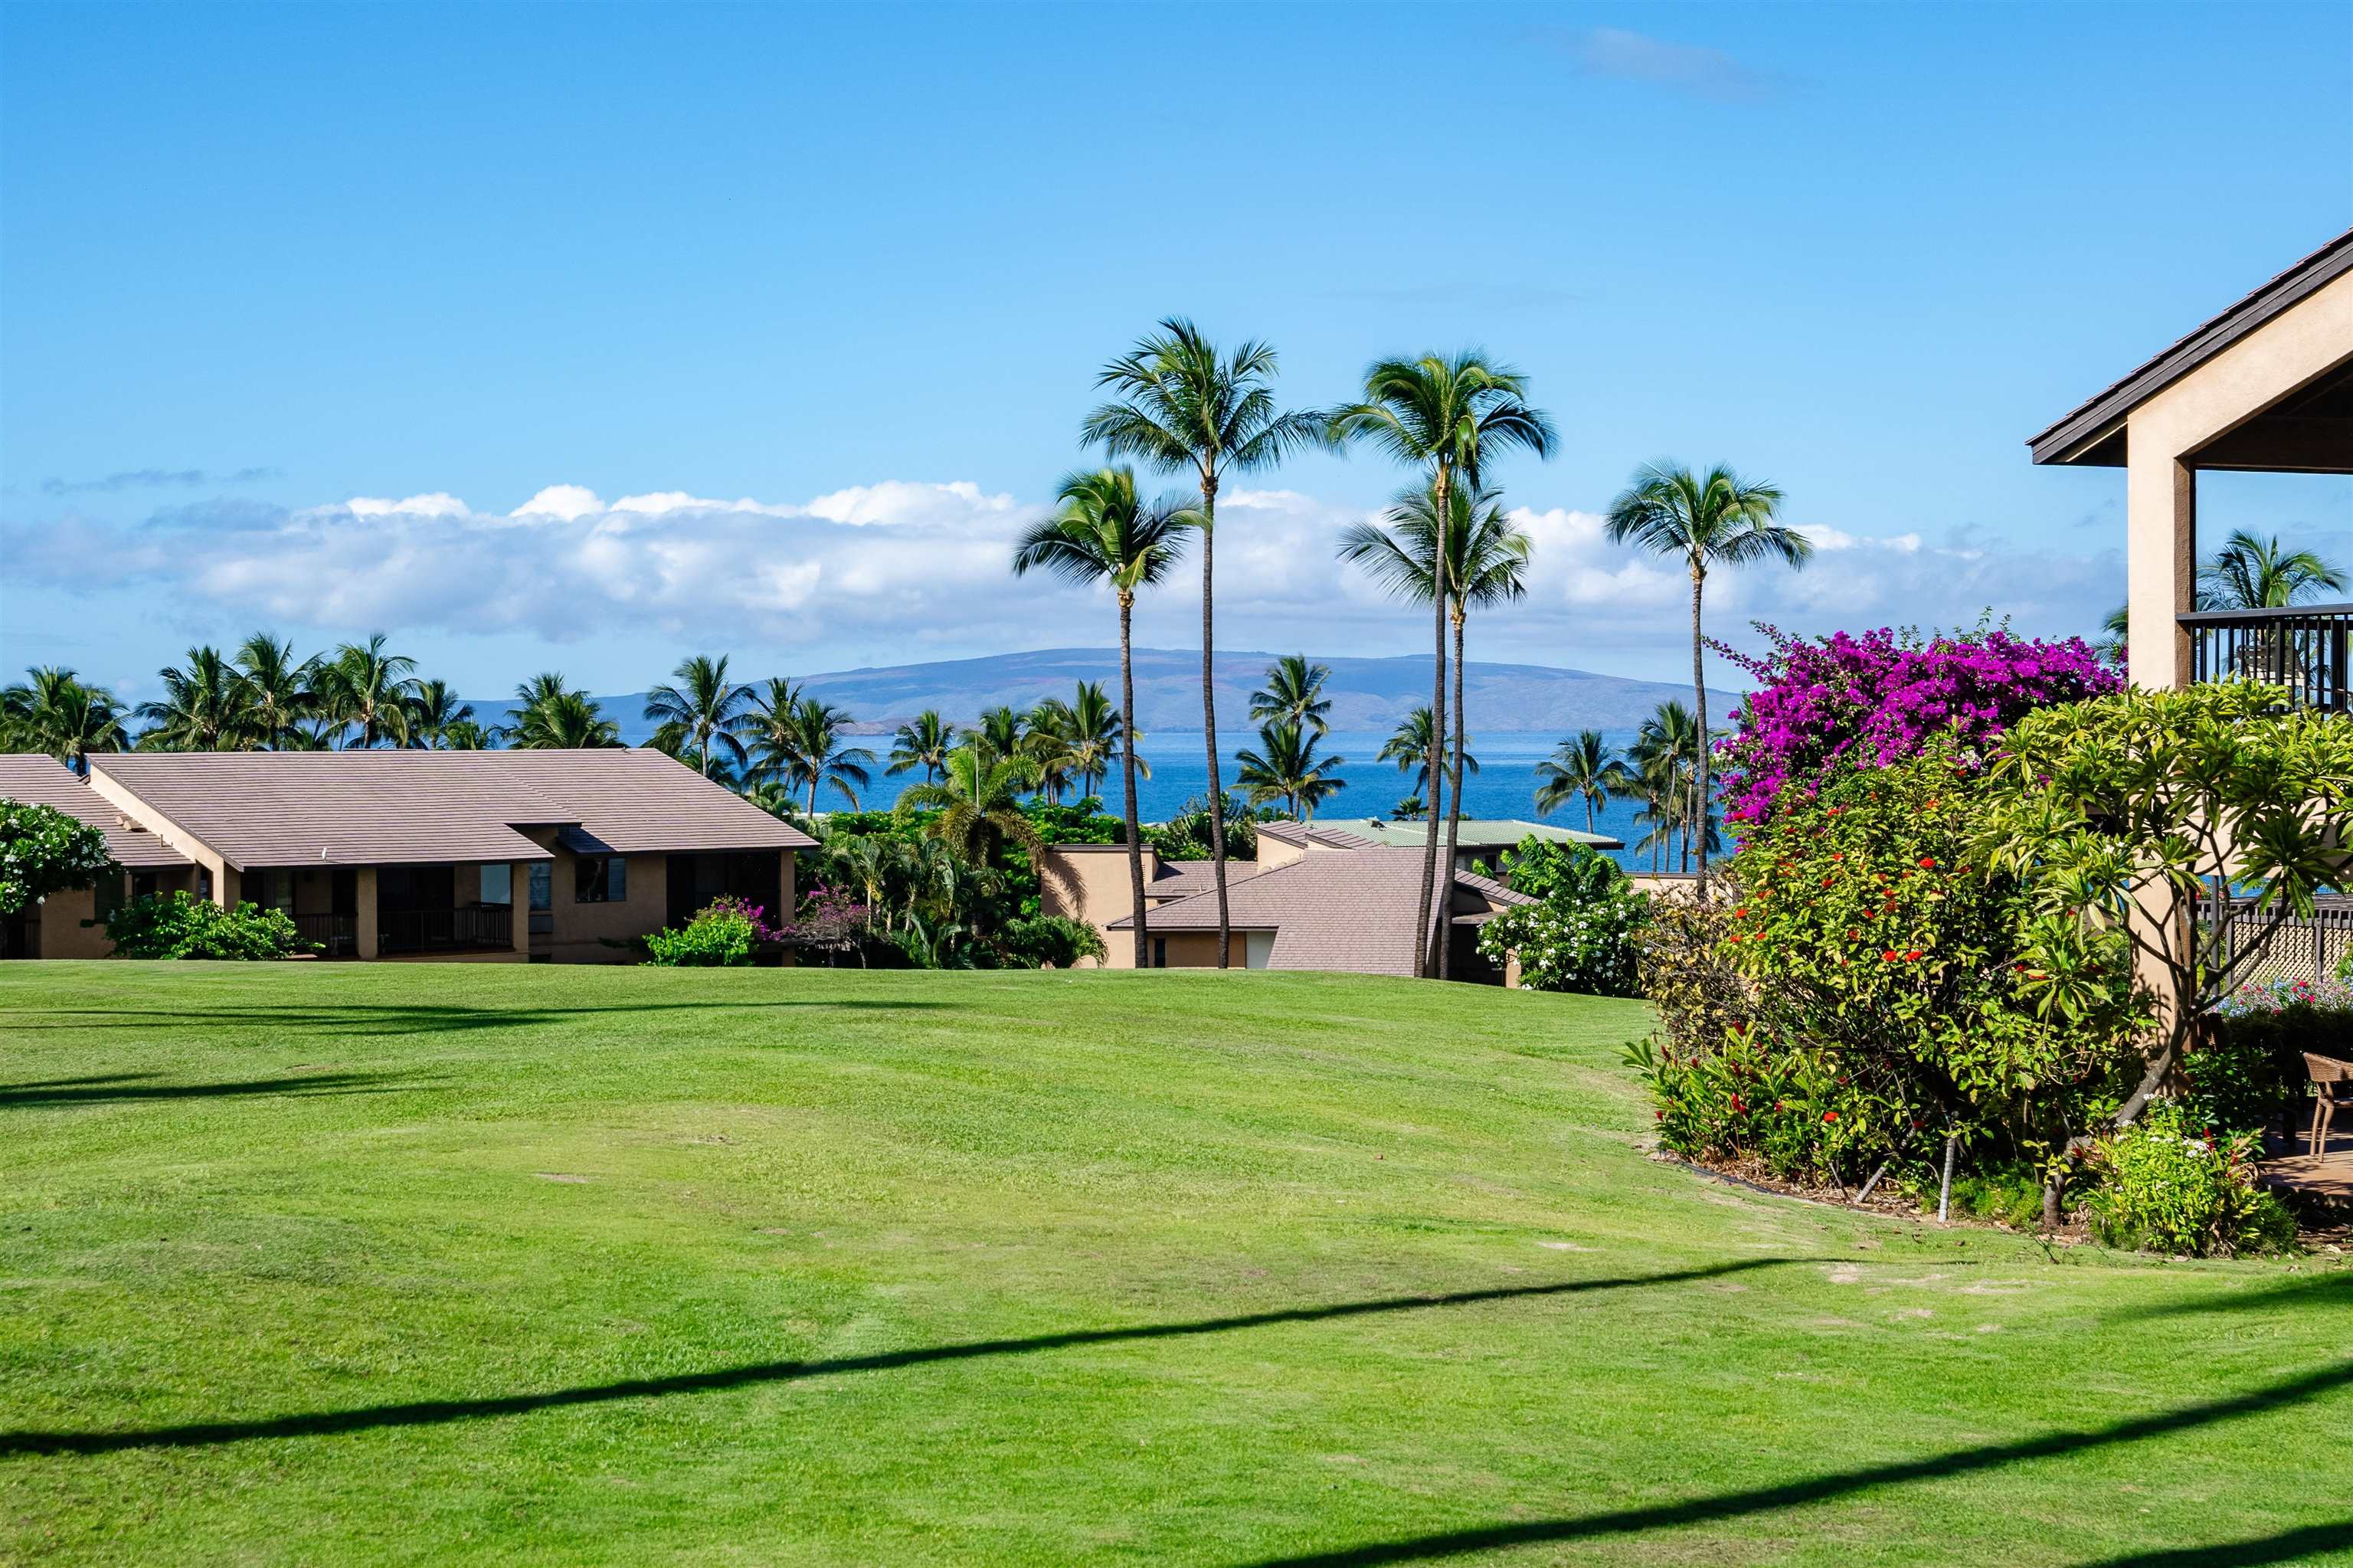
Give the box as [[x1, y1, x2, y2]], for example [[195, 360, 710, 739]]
[[1438, 604, 1468, 980], [1200, 471, 1231, 968], [1419, 466, 1451, 979], [1691, 565, 1710, 879], [1119, 594, 1150, 970]]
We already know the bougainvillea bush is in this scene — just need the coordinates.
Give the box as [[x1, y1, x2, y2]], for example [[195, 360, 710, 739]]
[[1635, 744, 2149, 1204], [643, 895, 788, 967], [1712, 621, 2119, 826]]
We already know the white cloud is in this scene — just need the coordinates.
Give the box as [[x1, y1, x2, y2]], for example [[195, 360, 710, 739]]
[[4, 478, 2126, 678]]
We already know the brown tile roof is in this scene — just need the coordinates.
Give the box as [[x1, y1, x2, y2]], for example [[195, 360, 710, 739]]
[[2028, 225, 2353, 466], [1110, 847, 1532, 977], [88, 749, 814, 869], [0, 755, 191, 868]]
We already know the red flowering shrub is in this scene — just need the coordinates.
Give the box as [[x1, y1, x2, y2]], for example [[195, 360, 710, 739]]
[[1713, 621, 2120, 826], [1636, 742, 2150, 1200]]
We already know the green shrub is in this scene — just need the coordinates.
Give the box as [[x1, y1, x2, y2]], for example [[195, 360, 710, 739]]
[[2083, 1102, 2298, 1258], [643, 896, 781, 967], [2205, 977, 2353, 1132], [0, 798, 114, 918], [1941, 1168, 2047, 1230], [1478, 836, 1650, 997], [103, 893, 313, 960], [996, 915, 1108, 970]]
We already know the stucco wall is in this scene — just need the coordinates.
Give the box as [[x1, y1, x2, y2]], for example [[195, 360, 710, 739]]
[[1037, 844, 1162, 969]]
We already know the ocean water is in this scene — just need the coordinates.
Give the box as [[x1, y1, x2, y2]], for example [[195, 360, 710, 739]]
[[858, 728, 1680, 870]]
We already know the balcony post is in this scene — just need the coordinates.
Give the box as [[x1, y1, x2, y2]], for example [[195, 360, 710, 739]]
[[355, 867, 381, 959], [2126, 452, 2195, 691]]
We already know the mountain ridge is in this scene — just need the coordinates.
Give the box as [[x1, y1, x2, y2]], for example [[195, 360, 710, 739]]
[[476, 647, 1741, 738]]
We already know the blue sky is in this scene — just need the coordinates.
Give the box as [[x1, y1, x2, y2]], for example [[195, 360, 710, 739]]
[[4, 1, 2348, 702]]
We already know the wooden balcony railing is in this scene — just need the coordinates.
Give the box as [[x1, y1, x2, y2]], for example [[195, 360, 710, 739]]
[[379, 903, 514, 955], [2183, 603, 2353, 712], [291, 912, 358, 957]]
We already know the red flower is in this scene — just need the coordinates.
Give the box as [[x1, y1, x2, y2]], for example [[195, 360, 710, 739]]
[[1905, 949, 1923, 961], [1822, 1111, 1839, 1123], [1882, 950, 1899, 962], [1845, 928, 1860, 941], [1918, 856, 1937, 869]]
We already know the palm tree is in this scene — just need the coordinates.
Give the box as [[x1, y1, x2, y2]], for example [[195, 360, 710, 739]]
[[895, 741, 1044, 866], [1250, 655, 1333, 737], [1235, 721, 1347, 820], [1340, 479, 1535, 977], [2, 667, 128, 774], [1084, 318, 1327, 968], [1021, 697, 1078, 805], [135, 646, 252, 751], [741, 677, 807, 781], [438, 718, 493, 751], [1059, 680, 1138, 803], [318, 634, 421, 748], [886, 710, 959, 785], [2199, 529, 2349, 609], [1331, 353, 1556, 975], [642, 653, 754, 778], [1628, 700, 1704, 871], [230, 633, 317, 748], [1605, 463, 1808, 876], [764, 697, 874, 813], [1378, 706, 1478, 810], [1013, 467, 1195, 967], [407, 679, 476, 750], [504, 681, 622, 749], [976, 705, 1027, 768], [1534, 729, 1634, 836]]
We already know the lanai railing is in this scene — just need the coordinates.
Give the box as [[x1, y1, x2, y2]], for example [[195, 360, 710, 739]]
[[2183, 604, 2353, 712]]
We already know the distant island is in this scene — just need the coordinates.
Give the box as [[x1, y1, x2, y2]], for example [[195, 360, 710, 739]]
[[475, 647, 1743, 741]]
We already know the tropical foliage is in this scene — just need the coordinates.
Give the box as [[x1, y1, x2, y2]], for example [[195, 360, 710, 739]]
[[0, 799, 114, 918], [1533, 728, 1631, 836], [1475, 838, 1648, 997], [101, 892, 313, 960], [643, 895, 787, 967]]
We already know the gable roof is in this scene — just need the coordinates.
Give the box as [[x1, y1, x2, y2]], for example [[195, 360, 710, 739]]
[[0, 755, 191, 869], [2028, 226, 2353, 466], [89, 749, 815, 870], [1255, 819, 1379, 851], [1110, 847, 1532, 977]]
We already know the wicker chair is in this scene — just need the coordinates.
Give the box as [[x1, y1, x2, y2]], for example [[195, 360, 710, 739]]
[[2303, 1054, 2352, 1158]]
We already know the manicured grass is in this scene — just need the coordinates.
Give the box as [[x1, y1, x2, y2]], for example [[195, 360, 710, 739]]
[[0, 963, 2348, 1566]]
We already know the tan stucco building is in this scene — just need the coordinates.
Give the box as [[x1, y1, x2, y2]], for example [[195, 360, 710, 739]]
[[4, 748, 811, 962], [2030, 227, 2353, 695]]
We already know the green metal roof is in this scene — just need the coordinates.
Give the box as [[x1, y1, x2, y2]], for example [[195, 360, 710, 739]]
[[1308, 817, 1623, 851]]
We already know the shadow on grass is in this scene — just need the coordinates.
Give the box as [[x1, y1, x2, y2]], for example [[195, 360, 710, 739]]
[[1232, 1360, 2353, 1566], [0, 1071, 417, 1108], [2109, 1272, 2353, 1322], [0, 1259, 1801, 1457], [2068, 1522, 2353, 1566], [7, 1000, 944, 1037]]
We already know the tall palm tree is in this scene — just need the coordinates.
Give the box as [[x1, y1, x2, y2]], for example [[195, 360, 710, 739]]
[[504, 680, 623, 749], [2, 666, 128, 774], [1605, 463, 1808, 876], [1331, 353, 1555, 975], [643, 653, 754, 777], [1084, 318, 1327, 968], [895, 741, 1044, 866], [974, 705, 1027, 769], [1378, 706, 1477, 811], [407, 679, 476, 750], [1534, 728, 1634, 836], [741, 677, 807, 781], [885, 710, 959, 785], [1013, 467, 1195, 967], [1235, 721, 1347, 820], [135, 646, 252, 751], [1249, 655, 1333, 737], [230, 633, 317, 749], [318, 634, 421, 748], [764, 697, 874, 813], [1340, 479, 1535, 976]]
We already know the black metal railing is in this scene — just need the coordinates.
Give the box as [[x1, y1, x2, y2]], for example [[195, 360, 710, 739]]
[[2183, 603, 2353, 712], [378, 903, 514, 954], [292, 912, 358, 957]]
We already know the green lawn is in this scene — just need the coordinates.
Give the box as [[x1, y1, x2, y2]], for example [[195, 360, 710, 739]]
[[0, 964, 2347, 1566]]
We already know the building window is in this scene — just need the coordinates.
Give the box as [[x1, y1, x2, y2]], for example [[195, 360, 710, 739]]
[[132, 872, 159, 901], [480, 863, 512, 906], [575, 856, 625, 903], [1153, 938, 1167, 969], [529, 862, 551, 912], [197, 869, 213, 902]]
